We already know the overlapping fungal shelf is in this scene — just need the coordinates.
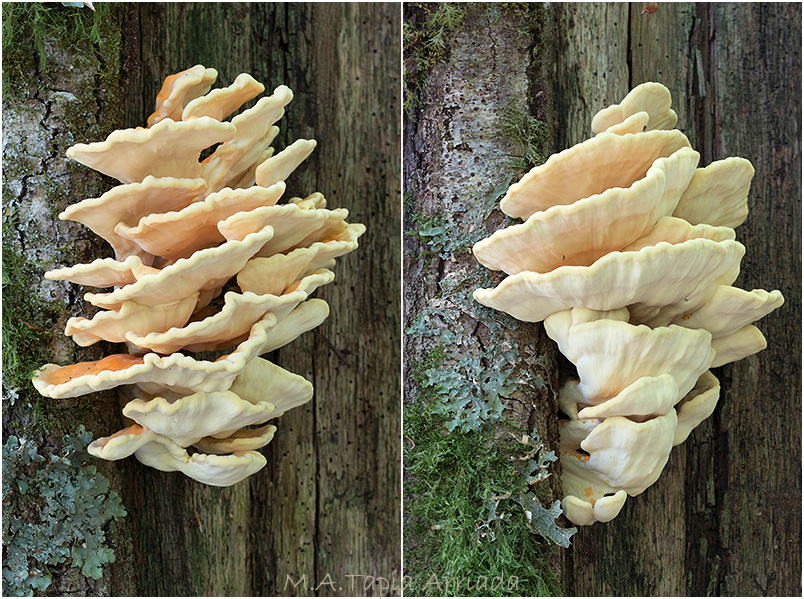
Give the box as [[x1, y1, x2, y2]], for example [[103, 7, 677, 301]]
[[472, 82, 784, 525], [32, 65, 364, 487]]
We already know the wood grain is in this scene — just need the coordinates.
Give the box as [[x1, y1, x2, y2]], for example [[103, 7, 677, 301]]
[[553, 3, 801, 595], [4, 3, 401, 596], [121, 4, 402, 596], [405, 2, 800, 596]]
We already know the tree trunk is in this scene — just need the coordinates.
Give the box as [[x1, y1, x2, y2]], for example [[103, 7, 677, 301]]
[[403, 2, 800, 596], [3, 3, 400, 596]]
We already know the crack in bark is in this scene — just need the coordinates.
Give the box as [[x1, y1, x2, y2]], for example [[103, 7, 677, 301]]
[[626, 5, 633, 89], [683, 6, 732, 595], [485, 10, 498, 71]]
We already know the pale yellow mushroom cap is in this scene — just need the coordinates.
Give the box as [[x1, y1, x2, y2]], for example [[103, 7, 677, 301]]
[[500, 129, 691, 219], [124, 270, 334, 354], [673, 157, 755, 229], [474, 146, 698, 274], [122, 390, 277, 446], [229, 357, 314, 419], [670, 286, 784, 338], [598, 111, 650, 135], [577, 375, 680, 420], [91, 423, 269, 486], [254, 138, 317, 189], [237, 224, 365, 295], [148, 65, 218, 126], [38, 65, 362, 487], [134, 437, 267, 487], [57, 176, 206, 264], [200, 86, 294, 192], [114, 183, 285, 261], [621, 215, 736, 252], [46, 255, 159, 288], [673, 371, 721, 445], [548, 317, 713, 403], [562, 491, 628, 526], [217, 203, 352, 257], [67, 117, 236, 184], [591, 82, 678, 134], [83, 226, 275, 309], [181, 72, 265, 121], [193, 424, 278, 454], [32, 307, 303, 399], [474, 237, 744, 324], [711, 325, 768, 368], [561, 410, 678, 498], [64, 294, 198, 347], [472, 80, 783, 525], [87, 424, 158, 460]]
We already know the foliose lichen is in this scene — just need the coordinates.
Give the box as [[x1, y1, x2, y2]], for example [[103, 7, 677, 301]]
[[475, 431, 576, 548], [2, 426, 126, 596], [406, 177, 548, 432]]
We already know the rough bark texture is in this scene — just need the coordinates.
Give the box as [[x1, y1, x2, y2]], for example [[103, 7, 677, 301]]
[[404, 2, 800, 596], [4, 3, 400, 597], [403, 3, 568, 593], [556, 4, 801, 596]]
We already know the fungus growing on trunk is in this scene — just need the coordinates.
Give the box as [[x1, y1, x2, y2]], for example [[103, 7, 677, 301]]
[[472, 82, 783, 525], [33, 66, 364, 485]]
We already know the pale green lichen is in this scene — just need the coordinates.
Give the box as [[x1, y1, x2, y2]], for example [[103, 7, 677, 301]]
[[475, 432, 576, 548], [2, 427, 126, 596], [406, 176, 547, 432]]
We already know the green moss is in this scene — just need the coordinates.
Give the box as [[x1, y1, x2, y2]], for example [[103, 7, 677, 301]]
[[0, 219, 93, 436], [404, 398, 564, 597], [2, 427, 127, 596], [410, 344, 448, 389], [497, 3, 547, 49], [501, 3, 557, 163], [405, 173, 570, 592], [2, 2, 117, 100], [1, 242, 67, 395], [404, 3, 570, 593], [403, 3, 466, 118], [499, 102, 547, 171], [1, 0, 123, 421]]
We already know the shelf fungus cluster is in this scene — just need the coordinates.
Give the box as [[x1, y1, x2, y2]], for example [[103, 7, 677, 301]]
[[472, 82, 783, 525], [32, 65, 364, 487]]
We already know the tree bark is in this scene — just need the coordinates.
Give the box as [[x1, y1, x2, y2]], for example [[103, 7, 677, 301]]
[[404, 2, 800, 596], [3, 3, 400, 596]]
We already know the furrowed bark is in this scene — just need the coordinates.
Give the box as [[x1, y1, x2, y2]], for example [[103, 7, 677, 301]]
[[4, 3, 401, 596], [404, 3, 800, 596]]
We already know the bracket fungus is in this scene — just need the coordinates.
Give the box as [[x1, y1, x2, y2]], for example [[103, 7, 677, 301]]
[[33, 66, 364, 486], [472, 82, 783, 525]]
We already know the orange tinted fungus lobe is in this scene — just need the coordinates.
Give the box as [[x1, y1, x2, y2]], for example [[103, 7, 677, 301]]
[[566, 449, 591, 462], [147, 72, 184, 125], [108, 424, 146, 439], [156, 72, 183, 103], [46, 354, 145, 385]]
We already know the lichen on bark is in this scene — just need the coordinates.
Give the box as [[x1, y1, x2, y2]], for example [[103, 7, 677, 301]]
[[2, 4, 134, 595], [403, 4, 568, 594]]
